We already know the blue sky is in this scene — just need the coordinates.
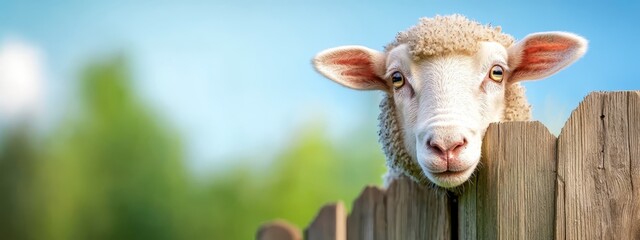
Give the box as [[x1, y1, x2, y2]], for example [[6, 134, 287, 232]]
[[1, 1, 639, 173]]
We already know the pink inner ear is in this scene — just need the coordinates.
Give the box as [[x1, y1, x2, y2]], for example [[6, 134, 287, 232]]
[[331, 52, 372, 66], [516, 38, 573, 73], [343, 68, 377, 79], [329, 50, 378, 79]]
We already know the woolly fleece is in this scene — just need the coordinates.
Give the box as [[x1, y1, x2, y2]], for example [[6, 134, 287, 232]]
[[386, 14, 515, 60]]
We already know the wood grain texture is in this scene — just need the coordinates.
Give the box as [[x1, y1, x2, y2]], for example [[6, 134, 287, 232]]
[[347, 186, 386, 240], [556, 91, 640, 239], [629, 92, 640, 240], [305, 202, 346, 240], [459, 121, 557, 240], [385, 176, 451, 240], [256, 220, 301, 240], [458, 178, 477, 240]]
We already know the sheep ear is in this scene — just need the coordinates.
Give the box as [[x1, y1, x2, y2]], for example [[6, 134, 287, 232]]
[[313, 46, 388, 91], [507, 32, 587, 83]]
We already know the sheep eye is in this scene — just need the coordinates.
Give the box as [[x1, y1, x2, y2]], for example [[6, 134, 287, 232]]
[[391, 71, 405, 89], [489, 65, 504, 82]]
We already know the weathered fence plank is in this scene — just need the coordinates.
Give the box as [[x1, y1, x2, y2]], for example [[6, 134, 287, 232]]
[[346, 186, 386, 240], [630, 92, 640, 240], [459, 121, 557, 240], [257, 220, 302, 240], [305, 202, 346, 240], [385, 177, 451, 240], [556, 91, 640, 239]]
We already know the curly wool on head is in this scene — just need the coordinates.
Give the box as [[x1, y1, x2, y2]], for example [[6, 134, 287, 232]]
[[378, 15, 531, 187], [385, 14, 515, 60]]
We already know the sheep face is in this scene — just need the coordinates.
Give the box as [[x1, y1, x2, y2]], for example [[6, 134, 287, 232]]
[[313, 32, 587, 188], [385, 42, 514, 187]]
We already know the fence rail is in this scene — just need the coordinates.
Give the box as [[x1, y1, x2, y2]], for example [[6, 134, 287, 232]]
[[257, 91, 640, 240]]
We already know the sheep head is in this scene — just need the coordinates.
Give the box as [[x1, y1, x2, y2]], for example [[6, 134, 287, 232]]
[[312, 15, 587, 188]]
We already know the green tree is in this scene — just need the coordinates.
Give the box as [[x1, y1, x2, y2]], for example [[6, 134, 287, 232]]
[[0, 126, 40, 240], [36, 57, 191, 240]]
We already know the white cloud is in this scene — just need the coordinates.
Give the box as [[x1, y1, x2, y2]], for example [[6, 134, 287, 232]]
[[0, 38, 45, 120]]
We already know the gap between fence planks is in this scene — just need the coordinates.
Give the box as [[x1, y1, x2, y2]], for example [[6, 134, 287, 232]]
[[257, 91, 640, 240]]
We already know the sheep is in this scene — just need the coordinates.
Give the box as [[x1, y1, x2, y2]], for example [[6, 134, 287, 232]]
[[312, 14, 587, 188]]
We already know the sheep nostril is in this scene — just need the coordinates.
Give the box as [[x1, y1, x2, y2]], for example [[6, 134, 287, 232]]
[[428, 139, 445, 156], [452, 138, 468, 153]]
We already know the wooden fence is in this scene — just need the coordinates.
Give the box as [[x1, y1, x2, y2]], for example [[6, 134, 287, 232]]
[[256, 91, 640, 240]]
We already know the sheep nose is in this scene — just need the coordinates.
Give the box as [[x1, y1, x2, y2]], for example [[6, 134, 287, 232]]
[[427, 137, 467, 161]]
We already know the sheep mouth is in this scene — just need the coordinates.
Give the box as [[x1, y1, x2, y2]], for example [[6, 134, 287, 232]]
[[429, 165, 475, 179], [431, 169, 467, 178], [425, 162, 473, 175]]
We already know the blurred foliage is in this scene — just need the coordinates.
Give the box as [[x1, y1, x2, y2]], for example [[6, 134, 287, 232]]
[[0, 56, 385, 239]]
